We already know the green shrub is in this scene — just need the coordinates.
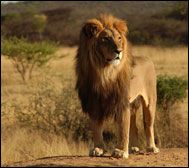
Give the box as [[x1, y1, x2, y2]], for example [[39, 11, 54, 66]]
[[155, 75, 188, 148], [157, 75, 188, 111]]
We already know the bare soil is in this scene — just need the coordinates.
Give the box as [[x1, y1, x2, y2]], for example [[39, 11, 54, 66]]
[[2, 148, 188, 167]]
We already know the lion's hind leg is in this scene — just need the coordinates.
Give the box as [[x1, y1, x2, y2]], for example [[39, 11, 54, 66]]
[[141, 98, 160, 154]]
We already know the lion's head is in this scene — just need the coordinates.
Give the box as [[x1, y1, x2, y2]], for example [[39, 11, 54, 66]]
[[78, 14, 129, 68]]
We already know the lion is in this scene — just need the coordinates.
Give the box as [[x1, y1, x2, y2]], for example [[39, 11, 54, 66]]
[[75, 14, 159, 159]]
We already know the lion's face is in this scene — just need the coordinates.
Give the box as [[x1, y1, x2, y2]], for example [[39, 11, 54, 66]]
[[82, 15, 128, 67], [97, 28, 124, 66]]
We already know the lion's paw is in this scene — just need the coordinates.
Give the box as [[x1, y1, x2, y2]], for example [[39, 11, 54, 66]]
[[89, 147, 105, 157], [111, 148, 129, 159], [130, 146, 140, 154], [146, 146, 160, 153]]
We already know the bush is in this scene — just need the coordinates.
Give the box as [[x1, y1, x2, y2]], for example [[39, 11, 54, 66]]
[[155, 75, 188, 147], [157, 75, 188, 111], [2, 37, 57, 81], [12, 76, 91, 142]]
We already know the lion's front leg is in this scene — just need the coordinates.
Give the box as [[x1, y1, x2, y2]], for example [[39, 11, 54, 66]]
[[112, 108, 130, 159], [89, 119, 106, 157], [129, 111, 140, 154]]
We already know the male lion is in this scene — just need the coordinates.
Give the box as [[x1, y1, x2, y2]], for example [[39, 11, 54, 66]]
[[75, 14, 159, 159]]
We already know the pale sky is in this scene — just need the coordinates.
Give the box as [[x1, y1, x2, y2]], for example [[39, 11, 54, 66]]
[[1, 1, 19, 4]]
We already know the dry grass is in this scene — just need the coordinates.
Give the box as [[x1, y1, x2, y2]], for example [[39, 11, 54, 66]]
[[1, 45, 188, 164], [132, 45, 188, 78], [1, 128, 88, 164]]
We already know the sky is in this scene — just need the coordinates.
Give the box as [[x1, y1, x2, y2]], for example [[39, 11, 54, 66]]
[[1, 1, 19, 4]]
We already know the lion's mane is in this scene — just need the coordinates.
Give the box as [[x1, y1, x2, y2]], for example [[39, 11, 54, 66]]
[[75, 15, 133, 121]]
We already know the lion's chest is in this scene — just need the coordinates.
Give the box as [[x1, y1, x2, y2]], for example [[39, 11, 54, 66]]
[[80, 80, 129, 120]]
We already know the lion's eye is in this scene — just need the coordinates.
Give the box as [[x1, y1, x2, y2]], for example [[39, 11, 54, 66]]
[[118, 36, 122, 41], [102, 37, 109, 42]]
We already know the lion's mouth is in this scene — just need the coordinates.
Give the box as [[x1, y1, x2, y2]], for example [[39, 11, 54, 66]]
[[106, 52, 122, 64], [107, 56, 120, 62]]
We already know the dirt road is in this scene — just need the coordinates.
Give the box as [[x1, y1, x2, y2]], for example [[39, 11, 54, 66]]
[[3, 148, 188, 167]]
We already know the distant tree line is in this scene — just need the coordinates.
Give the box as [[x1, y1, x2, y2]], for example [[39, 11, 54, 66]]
[[1, 2, 188, 46], [128, 1, 188, 45]]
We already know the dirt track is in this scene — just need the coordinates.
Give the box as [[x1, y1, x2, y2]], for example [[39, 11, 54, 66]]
[[3, 148, 188, 167]]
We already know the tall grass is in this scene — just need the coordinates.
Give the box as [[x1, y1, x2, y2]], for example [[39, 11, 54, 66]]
[[2, 128, 89, 164]]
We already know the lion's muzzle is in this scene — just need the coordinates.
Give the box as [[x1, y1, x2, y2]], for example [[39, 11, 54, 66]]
[[107, 51, 123, 65]]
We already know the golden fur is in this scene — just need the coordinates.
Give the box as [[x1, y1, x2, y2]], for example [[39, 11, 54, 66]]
[[75, 14, 159, 158]]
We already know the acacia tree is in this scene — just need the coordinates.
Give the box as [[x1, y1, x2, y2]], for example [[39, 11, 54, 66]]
[[2, 37, 57, 82]]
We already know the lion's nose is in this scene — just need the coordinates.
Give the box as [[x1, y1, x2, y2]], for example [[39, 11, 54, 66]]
[[114, 49, 122, 54]]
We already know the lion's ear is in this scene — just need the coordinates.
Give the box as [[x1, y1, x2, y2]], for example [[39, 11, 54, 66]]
[[114, 20, 128, 35], [83, 19, 103, 38]]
